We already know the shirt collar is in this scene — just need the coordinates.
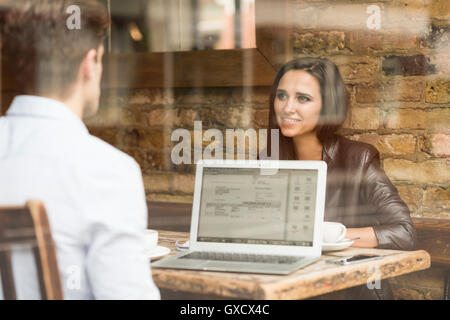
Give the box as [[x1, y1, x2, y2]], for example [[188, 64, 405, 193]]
[[6, 95, 88, 134]]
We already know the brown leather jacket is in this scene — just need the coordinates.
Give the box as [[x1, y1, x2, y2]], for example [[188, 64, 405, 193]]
[[322, 134, 417, 251]]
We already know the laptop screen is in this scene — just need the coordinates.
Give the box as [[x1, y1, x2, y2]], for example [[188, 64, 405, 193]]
[[197, 167, 318, 247]]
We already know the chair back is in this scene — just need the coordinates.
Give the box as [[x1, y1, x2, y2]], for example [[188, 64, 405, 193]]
[[0, 201, 63, 299]]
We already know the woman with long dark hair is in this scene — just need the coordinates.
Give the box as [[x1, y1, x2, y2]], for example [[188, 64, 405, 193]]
[[266, 57, 417, 299]]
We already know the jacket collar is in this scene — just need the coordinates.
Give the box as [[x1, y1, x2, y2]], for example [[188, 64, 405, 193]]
[[322, 134, 339, 165], [6, 95, 88, 134]]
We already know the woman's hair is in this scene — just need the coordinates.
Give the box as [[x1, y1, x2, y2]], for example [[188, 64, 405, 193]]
[[268, 57, 349, 160]]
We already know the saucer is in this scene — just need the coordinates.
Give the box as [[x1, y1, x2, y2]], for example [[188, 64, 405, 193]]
[[148, 245, 171, 260], [175, 240, 190, 252], [322, 239, 354, 252]]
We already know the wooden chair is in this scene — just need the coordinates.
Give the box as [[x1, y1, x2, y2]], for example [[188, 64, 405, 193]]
[[0, 201, 63, 300], [413, 218, 450, 300]]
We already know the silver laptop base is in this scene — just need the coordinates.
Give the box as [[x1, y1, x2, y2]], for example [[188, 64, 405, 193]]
[[152, 252, 319, 275]]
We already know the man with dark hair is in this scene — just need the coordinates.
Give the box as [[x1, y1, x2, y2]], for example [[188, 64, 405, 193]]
[[0, 0, 160, 299]]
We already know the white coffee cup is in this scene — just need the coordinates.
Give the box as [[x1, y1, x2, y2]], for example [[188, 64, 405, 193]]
[[323, 222, 347, 243], [144, 229, 158, 251]]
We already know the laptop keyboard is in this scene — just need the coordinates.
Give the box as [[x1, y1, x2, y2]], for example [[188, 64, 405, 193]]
[[180, 251, 302, 264]]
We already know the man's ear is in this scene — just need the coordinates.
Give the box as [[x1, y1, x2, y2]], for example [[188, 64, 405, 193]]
[[97, 45, 105, 63], [81, 49, 99, 81]]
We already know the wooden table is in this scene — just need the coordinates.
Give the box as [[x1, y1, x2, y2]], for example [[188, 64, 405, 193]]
[[151, 230, 431, 300]]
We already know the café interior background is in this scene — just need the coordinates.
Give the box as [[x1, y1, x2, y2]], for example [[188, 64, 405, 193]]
[[1, 0, 449, 299]]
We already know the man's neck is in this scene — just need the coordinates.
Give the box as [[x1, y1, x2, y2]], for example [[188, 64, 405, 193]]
[[44, 92, 84, 120]]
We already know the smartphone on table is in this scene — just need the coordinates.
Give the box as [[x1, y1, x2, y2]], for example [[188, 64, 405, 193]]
[[326, 254, 382, 265]]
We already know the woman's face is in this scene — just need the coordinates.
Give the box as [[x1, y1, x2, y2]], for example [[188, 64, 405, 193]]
[[274, 70, 322, 138]]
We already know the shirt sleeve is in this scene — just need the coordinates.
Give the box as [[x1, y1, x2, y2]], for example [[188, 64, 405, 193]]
[[81, 157, 160, 299], [360, 150, 417, 251]]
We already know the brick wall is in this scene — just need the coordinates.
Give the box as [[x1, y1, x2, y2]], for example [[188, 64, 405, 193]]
[[85, 86, 272, 203], [0, 0, 424, 299], [88, 1, 449, 219], [291, 0, 449, 223]]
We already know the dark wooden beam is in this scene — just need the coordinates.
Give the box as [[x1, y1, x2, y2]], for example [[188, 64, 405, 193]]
[[255, 0, 292, 69], [101, 48, 276, 89], [147, 201, 191, 232]]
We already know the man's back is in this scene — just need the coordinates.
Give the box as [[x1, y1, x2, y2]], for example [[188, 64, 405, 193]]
[[0, 96, 160, 299]]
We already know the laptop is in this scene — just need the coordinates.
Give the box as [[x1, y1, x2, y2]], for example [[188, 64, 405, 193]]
[[152, 159, 327, 275]]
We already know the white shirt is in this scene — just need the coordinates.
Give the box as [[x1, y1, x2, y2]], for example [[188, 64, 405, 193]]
[[0, 95, 160, 300]]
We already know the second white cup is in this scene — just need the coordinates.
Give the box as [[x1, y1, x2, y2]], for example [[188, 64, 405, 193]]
[[323, 222, 347, 243], [144, 229, 159, 251]]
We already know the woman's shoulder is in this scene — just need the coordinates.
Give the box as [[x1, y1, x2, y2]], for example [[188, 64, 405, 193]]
[[331, 134, 380, 164], [336, 135, 379, 154]]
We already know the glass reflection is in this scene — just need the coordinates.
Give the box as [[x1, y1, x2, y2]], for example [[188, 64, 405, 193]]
[[99, 0, 256, 53]]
